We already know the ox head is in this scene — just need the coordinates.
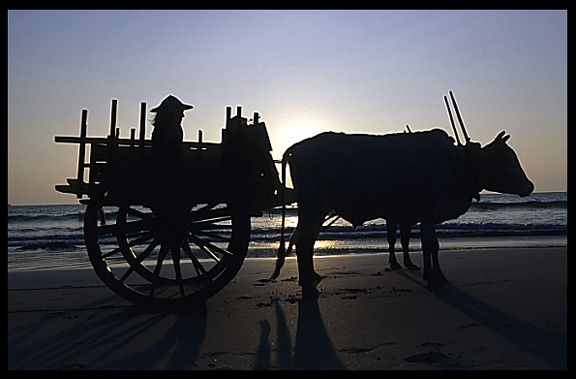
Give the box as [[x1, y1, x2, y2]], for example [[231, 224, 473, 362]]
[[445, 91, 534, 197], [477, 131, 534, 197]]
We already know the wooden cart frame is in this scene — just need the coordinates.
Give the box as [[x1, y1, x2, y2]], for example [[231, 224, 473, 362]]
[[55, 100, 293, 307]]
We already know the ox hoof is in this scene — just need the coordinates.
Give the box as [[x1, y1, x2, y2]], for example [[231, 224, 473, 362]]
[[405, 262, 420, 270], [389, 262, 402, 270], [299, 272, 322, 293], [425, 272, 449, 288], [301, 285, 320, 298]]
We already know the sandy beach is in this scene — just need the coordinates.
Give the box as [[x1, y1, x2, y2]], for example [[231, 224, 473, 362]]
[[8, 247, 566, 370]]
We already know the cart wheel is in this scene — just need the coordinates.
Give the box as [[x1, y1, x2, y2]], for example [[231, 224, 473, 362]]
[[84, 200, 250, 307]]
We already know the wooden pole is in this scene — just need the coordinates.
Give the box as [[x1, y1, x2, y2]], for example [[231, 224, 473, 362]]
[[76, 109, 88, 197], [109, 99, 118, 138], [139, 102, 146, 146], [108, 99, 118, 167], [225, 106, 231, 130]]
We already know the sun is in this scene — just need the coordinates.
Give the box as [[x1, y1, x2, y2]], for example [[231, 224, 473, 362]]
[[284, 123, 317, 142], [274, 121, 323, 156]]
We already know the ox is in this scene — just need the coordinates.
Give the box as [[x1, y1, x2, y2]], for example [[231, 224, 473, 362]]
[[271, 104, 533, 292]]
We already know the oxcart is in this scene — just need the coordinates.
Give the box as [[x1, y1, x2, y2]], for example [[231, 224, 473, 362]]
[[55, 100, 293, 307]]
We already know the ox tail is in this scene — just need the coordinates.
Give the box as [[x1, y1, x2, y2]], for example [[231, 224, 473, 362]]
[[270, 148, 293, 281]]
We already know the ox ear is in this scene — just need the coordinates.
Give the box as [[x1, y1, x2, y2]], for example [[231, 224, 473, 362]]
[[496, 131, 510, 143]]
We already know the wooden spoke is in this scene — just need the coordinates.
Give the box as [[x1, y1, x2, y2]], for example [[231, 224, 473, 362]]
[[189, 236, 220, 262], [153, 245, 169, 278], [124, 230, 154, 247], [194, 230, 230, 242], [171, 247, 185, 297], [119, 265, 136, 283], [189, 234, 233, 257], [181, 241, 208, 276], [102, 246, 123, 259], [135, 238, 160, 263], [181, 241, 206, 272]]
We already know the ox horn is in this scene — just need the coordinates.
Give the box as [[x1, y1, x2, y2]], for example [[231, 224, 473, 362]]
[[444, 95, 462, 146], [449, 91, 471, 144]]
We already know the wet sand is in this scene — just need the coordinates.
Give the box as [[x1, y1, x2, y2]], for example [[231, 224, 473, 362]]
[[8, 247, 566, 370]]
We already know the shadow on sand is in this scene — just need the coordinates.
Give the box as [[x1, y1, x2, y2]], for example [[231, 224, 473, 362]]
[[255, 293, 344, 370], [394, 269, 566, 369], [7, 294, 207, 370], [9, 267, 564, 370]]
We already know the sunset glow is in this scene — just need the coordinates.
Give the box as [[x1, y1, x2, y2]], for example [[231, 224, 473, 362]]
[[8, 10, 566, 204]]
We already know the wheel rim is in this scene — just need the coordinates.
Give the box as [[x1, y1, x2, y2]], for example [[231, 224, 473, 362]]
[[84, 201, 250, 306]]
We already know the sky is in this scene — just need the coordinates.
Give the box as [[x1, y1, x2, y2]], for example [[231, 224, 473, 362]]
[[8, 10, 567, 205]]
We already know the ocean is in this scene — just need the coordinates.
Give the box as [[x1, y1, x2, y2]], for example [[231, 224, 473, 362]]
[[8, 192, 567, 272]]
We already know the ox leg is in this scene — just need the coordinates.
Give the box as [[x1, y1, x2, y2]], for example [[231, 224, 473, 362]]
[[387, 222, 401, 269], [401, 224, 419, 270], [295, 211, 325, 294], [421, 222, 447, 287], [296, 233, 320, 293]]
